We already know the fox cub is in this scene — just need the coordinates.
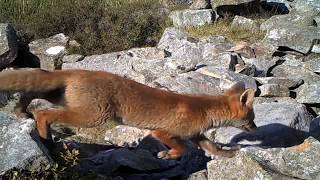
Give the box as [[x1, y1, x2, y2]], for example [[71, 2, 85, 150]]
[[0, 69, 257, 159]]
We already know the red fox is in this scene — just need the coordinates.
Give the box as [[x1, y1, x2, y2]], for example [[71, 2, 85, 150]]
[[0, 69, 257, 159]]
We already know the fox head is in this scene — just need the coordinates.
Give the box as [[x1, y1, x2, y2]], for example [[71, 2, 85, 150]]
[[224, 82, 257, 132]]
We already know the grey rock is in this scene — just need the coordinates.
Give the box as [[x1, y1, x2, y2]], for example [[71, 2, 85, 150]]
[[62, 50, 170, 85], [303, 56, 320, 73], [29, 33, 69, 70], [0, 113, 50, 174], [215, 101, 314, 147], [211, 0, 258, 9], [243, 57, 277, 77], [296, 81, 320, 104], [152, 71, 222, 95], [258, 83, 290, 97], [260, 13, 315, 32], [207, 151, 274, 180], [105, 125, 150, 147], [231, 16, 260, 33], [208, 137, 320, 180], [158, 28, 234, 70], [169, 9, 215, 28], [188, 169, 207, 180], [314, 16, 320, 27], [263, 26, 320, 54], [189, 0, 210, 9], [197, 66, 257, 91], [0, 24, 18, 69], [62, 54, 84, 63], [254, 77, 300, 88], [243, 137, 320, 180], [292, 0, 320, 14]]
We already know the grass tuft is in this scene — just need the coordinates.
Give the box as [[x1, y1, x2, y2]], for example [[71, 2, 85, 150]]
[[186, 19, 266, 44]]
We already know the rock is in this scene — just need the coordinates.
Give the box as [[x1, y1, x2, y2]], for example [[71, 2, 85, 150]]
[[189, 0, 210, 9], [262, 26, 320, 54], [62, 54, 84, 63], [169, 9, 215, 28], [303, 56, 320, 73], [196, 66, 257, 91], [215, 101, 314, 147], [231, 16, 260, 33], [62, 50, 168, 85], [158, 28, 234, 68], [0, 112, 50, 174], [314, 16, 320, 27], [244, 137, 320, 179], [243, 57, 277, 77], [0, 24, 19, 69], [29, 33, 70, 70], [152, 71, 222, 95], [258, 83, 290, 97], [254, 77, 300, 89], [104, 125, 150, 147], [187, 169, 207, 180], [292, 0, 320, 14], [260, 13, 315, 32], [296, 81, 320, 104], [208, 137, 320, 179], [207, 151, 274, 180]]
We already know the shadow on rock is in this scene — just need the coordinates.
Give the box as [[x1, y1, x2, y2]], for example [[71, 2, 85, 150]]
[[231, 123, 311, 148]]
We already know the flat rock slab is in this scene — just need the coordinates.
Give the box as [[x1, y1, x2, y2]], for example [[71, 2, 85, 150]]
[[0, 113, 50, 174]]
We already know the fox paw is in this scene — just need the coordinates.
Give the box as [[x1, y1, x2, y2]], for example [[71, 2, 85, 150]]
[[157, 150, 182, 160]]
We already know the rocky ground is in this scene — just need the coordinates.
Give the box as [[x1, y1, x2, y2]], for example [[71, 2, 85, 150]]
[[0, 0, 320, 179]]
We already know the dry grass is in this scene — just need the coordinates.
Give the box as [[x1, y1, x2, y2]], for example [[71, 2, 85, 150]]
[[186, 19, 266, 44], [0, 0, 171, 55]]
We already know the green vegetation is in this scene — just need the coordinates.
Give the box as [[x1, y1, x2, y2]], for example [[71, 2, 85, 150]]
[[186, 19, 266, 44], [0, 0, 172, 55]]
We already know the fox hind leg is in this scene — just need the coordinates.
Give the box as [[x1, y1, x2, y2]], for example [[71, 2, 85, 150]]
[[151, 130, 186, 160]]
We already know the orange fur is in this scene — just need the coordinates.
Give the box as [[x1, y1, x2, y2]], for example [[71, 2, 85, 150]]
[[0, 69, 257, 159]]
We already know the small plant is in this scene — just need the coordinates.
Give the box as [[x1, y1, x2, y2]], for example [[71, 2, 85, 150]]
[[60, 142, 80, 167]]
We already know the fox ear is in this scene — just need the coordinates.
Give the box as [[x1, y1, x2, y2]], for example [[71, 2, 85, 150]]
[[240, 89, 255, 108], [224, 81, 245, 96]]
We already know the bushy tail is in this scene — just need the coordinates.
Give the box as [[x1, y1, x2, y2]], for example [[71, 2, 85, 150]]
[[0, 69, 68, 92]]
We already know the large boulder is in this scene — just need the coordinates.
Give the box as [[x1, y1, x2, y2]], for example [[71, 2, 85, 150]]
[[0, 113, 50, 174], [0, 24, 19, 69]]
